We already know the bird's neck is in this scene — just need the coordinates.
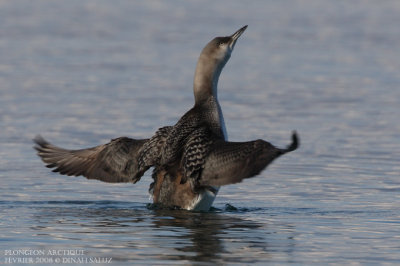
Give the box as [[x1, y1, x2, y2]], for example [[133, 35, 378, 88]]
[[193, 54, 229, 140], [193, 56, 225, 104]]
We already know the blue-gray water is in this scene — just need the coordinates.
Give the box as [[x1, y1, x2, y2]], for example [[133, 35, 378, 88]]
[[1, 1, 399, 265]]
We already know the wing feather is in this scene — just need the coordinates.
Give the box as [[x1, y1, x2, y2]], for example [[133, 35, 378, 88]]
[[200, 132, 299, 186], [34, 135, 147, 183], [137, 126, 172, 171]]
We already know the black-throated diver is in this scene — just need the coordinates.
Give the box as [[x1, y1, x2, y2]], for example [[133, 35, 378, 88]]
[[34, 26, 299, 211]]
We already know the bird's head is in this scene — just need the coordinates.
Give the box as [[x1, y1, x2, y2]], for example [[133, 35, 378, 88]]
[[194, 25, 247, 103], [200, 25, 247, 67]]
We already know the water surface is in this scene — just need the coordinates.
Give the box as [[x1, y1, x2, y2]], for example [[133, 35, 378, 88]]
[[1, 1, 399, 265]]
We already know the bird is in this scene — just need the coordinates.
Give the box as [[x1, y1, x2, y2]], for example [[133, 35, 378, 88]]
[[34, 26, 299, 211]]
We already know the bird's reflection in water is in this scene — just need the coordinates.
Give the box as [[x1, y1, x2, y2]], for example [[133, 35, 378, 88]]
[[145, 203, 281, 264], [30, 201, 295, 264], [149, 207, 267, 263]]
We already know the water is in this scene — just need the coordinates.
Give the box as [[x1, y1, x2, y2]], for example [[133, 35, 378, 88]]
[[1, 1, 399, 265]]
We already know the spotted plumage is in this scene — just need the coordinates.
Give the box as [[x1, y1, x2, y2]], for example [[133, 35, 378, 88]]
[[137, 126, 172, 173], [182, 127, 214, 184]]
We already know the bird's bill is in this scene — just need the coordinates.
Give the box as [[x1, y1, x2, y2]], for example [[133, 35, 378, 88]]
[[229, 25, 248, 49]]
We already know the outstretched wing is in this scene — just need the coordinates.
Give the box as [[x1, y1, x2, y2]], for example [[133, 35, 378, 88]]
[[200, 132, 299, 186], [34, 135, 147, 183]]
